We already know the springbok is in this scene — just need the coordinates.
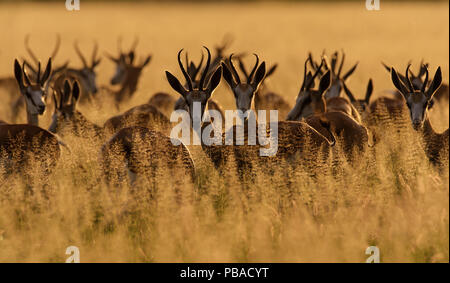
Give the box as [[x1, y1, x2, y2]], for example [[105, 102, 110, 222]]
[[49, 79, 170, 141], [0, 122, 61, 177], [309, 50, 358, 99], [14, 58, 52, 126], [221, 53, 336, 175], [341, 79, 374, 125], [382, 61, 449, 104], [100, 126, 196, 187], [286, 57, 361, 123], [0, 60, 60, 176], [237, 56, 291, 120], [48, 80, 103, 140], [105, 38, 152, 108], [62, 41, 101, 104], [100, 47, 223, 186], [173, 48, 225, 121], [286, 61, 370, 161], [391, 65, 449, 166], [221, 53, 266, 113]]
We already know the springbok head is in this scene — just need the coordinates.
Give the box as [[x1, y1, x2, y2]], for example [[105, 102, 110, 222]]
[[221, 54, 266, 112], [73, 41, 101, 94], [106, 37, 152, 86], [14, 58, 52, 116], [166, 47, 223, 124], [391, 64, 442, 131], [49, 80, 81, 134], [342, 79, 374, 113], [286, 58, 332, 121], [309, 51, 358, 99]]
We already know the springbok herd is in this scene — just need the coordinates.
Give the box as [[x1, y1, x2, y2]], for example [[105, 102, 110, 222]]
[[0, 35, 448, 186]]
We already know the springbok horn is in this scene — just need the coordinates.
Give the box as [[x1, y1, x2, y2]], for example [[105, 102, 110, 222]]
[[248, 53, 259, 84], [405, 64, 414, 92], [74, 41, 88, 68], [24, 34, 39, 66], [199, 46, 211, 90], [178, 49, 193, 91], [300, 57, 311, 91], [229, 53, 241, 85]]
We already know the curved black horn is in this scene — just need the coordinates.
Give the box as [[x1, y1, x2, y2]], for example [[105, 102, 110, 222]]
[[178, 49, 193, 91], [37, 61, 41, 83], [74, 41, 88, 68], [306, 57, 324, 90], [405, 64, 414, 92], [337, 50, 345, 78], [229, 53, 241, 85], [199, 46, 211, 90], [300, 57, 311, 91], [193, 52, 204, 80], [248, 53, 259, 84]]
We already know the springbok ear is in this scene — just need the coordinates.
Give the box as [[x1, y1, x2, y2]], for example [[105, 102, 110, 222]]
[[365, 79, 374, 103], [391, 67, 409, 99], [166, 71, 187, 98], [426, 67, 442, 100], [265, 64, 278, 78], [141, 55, 152, 68], [14, 59, 25, 91], [72, 81, 81, 105], [40, 58, 52, 86], [252, 62, 266, 91], [342, 62, 358, 81], [221, 62, 236, 89], [63, 80, 71, 98], [319, 70, 332, 95], [208, 66, 223, 95]]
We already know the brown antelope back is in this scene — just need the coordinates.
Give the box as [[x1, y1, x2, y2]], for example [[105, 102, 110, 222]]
[[148, 92, 177, 117], [0, 124, 60, 174], [100, 126, 195, 186], [103, 104, 171, 135]]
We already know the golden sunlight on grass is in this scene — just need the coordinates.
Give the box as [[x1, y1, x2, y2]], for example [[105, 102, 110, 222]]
[[0, 2, 448, 262]]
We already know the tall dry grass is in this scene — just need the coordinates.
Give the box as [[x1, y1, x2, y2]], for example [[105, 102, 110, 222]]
[[0, 2, 448, 262]]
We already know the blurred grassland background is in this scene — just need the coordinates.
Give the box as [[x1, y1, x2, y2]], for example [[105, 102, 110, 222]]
[[0, 0, 448, 262]]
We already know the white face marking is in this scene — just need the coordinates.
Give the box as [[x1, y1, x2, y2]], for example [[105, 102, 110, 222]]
[[26, 88, 46, 115], [234, 84, 254, 112], [406, 93, 429, 129]]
